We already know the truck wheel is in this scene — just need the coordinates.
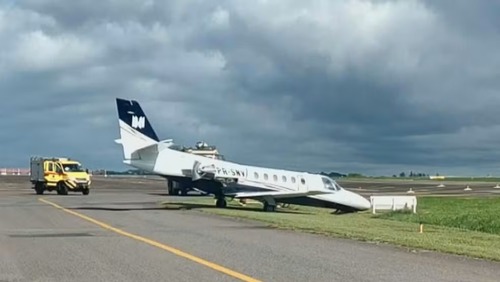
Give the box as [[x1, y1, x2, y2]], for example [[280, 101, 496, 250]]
[[82, 188, 89, 195], [57, 182, 68, 195], [35, 183, 44, 195]]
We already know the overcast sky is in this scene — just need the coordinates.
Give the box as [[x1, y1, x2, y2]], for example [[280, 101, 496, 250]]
[[1, 0, 500, 176]]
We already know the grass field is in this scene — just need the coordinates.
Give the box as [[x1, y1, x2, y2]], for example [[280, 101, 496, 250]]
[[161, 196, 500, 261], [375, 197, 500, 235]]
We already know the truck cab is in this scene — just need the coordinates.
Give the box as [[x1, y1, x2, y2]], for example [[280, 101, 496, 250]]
[[30, 157, 91, 195]]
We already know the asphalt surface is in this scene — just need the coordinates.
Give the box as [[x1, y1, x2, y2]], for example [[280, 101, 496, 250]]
[[1, 175, 500, 282]]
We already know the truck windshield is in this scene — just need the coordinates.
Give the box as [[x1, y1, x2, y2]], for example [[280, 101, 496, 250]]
[[62, 164, 85, 172]]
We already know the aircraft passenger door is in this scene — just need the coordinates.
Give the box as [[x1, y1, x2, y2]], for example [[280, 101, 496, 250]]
[[297, 174, 308, 192]]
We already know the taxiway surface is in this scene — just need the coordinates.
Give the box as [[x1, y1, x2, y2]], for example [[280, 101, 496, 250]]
[[1, 175, 499, 282]]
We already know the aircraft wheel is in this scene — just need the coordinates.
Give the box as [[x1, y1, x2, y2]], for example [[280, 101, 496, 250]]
[[263, 202, 276, 212], [167, 179, 175, 195], [216, 198, 227, 208], [180, 188, 188, 196]]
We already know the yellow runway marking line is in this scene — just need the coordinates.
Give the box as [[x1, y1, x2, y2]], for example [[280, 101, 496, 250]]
[[38, 198, 261, 282]]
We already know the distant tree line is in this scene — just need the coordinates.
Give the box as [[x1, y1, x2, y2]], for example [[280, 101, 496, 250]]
[[92, 169, 434, 178], [91, 169, 156, 175], [320, 171, 347, 178], [393, 171, 430, 178], [320, 171, 434, 178]]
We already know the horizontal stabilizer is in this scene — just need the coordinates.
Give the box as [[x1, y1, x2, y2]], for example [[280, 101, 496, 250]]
[[233, 190, 331, 199], [125, 141, 171, 161]]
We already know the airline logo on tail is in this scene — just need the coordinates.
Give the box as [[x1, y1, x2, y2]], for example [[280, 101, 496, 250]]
[[131, 116, 145, 129], [116, 98, 159, 142]]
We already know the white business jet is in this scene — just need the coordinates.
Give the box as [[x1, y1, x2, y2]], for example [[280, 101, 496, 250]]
[[115, 98, 371, 213]]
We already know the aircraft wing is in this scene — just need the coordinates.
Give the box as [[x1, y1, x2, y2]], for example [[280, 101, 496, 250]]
[[232, 190, 331, 199], [225, 179, 333, 199]]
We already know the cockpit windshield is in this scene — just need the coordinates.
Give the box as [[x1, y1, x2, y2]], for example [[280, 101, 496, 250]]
[[322, 176, 340, 191]]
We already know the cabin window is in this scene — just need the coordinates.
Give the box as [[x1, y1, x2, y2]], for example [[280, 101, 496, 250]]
[[48, 163, 53, 172], [301, 178, 306, 185], [264, 173, 268, 180], [254, 172, 259, 179], [273, 175, 277, 181], [291, 177, 296, 183], [282, 176, 287, 182]]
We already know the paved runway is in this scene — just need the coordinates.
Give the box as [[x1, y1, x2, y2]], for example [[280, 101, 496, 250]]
[[1, 175, 500, 282], [337, 179, 500, 197]]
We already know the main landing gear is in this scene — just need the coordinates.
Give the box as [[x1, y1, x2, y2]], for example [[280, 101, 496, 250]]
[[167, 179, 188, 196], [215, 195, 227, 208], [262, 197, 277, 212], [263, 202, 276, 212], [212, 194, 277, 212]]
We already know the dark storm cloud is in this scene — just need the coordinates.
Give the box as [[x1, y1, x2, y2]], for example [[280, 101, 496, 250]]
[[181, 0, 500, 173], [1, 0, 500, 176]]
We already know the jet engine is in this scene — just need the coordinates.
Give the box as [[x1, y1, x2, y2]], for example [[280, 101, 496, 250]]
[[192, 161, 217, 181]]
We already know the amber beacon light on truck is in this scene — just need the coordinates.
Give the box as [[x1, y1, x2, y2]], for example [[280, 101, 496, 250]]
[[30, 156, 91, 195]]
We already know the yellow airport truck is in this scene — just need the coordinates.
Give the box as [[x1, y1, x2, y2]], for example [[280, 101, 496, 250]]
[[30, 156, 91, 195]]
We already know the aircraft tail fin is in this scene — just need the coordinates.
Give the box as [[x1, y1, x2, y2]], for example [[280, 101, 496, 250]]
[[115, 98, 160, 160]]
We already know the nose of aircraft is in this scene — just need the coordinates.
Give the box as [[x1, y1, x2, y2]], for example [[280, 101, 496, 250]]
[[356, 194, 371, 210], [346, 190, 371, 211]]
